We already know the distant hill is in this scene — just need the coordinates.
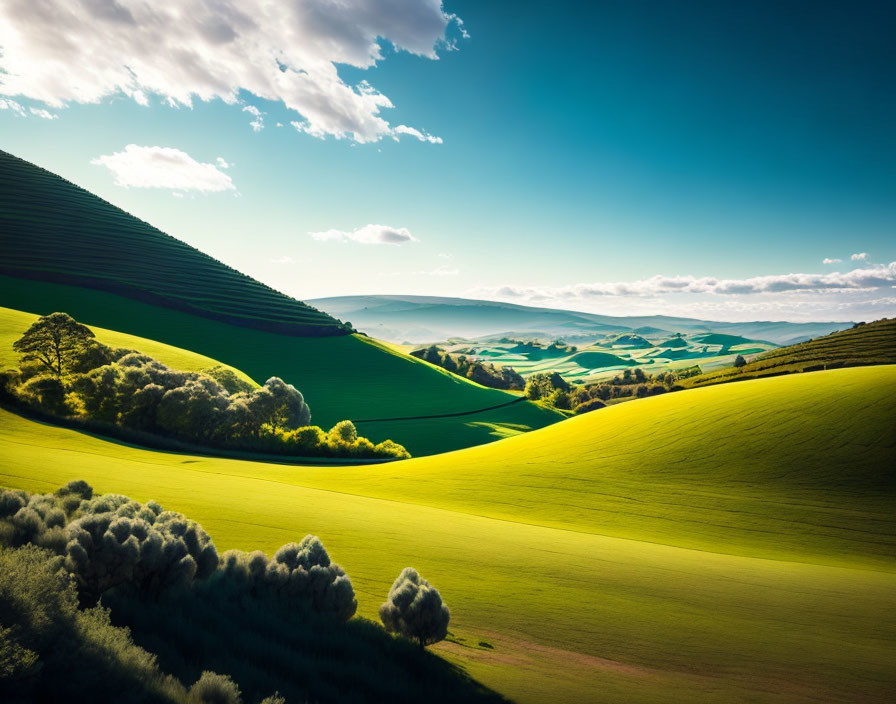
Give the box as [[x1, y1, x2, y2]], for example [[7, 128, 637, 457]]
[[684, 317, 896, 388], [0, 152, 562, 455], [0, 150, 345, 337], [310, 294, 853, 345]]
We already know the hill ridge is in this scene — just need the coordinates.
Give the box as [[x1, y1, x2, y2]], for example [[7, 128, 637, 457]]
[[0, 149, 346, 337]]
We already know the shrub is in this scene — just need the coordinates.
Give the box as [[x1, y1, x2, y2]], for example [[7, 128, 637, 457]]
[[329, 419, 358, 445], [573, 398, 606, 414], [219, 535, 357, 621], [189, 671, 242, 704], [65, 495, 218, 603], [379, 567, 450, 647]]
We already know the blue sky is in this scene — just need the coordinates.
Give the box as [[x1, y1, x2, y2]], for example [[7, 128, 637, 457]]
[[2, 1, 894, 321]]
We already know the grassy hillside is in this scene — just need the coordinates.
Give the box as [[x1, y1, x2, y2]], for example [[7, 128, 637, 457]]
[[0, 149, 344, 337], [0, 306, 257, 388], [684, 317, 896, 389], [2, 367, 894, 703], [0, 283, 562, 455]]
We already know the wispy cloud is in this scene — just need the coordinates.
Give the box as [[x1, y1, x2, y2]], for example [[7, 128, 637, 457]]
[[29, 106, 58, 119], [0, 1, 465, 144], [91, 144, 235, 192], [822, 257, 842, 264], [487, 263, 896, 300], [242, 105, 264, 132], [0, 98, 26, 116], [271, 255, 295, 264], [476, 263, 896, 322], [310, 224, 418, 245], [851, 252, 869, 261]]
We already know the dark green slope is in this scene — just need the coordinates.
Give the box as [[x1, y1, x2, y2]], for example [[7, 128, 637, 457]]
[[0, 153, 562, 455], [0, 149, 344, 337]]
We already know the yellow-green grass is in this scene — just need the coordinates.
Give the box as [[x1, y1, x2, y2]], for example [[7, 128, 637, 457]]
[[0, 306, 257, 387], [0, 284, 562, 455], [1, 367, 894, 702]]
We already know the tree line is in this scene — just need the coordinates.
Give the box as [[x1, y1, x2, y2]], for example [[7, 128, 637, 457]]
[[0, 481, 473, 704], [0, 313, 409, 460], [410, 345, 525, 390], [524, 365, 704, 413]]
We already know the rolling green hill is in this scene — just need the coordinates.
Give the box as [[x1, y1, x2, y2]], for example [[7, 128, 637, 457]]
[[0, 150, 344, 337], [685, 317, 896, 388], [1, 366, 894, 703], [0, 153, 563, 455]]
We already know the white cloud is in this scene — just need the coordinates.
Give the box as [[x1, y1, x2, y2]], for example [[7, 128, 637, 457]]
[[243, 104, 264, 132], [486, 263, 896, 300], [309, 223, 418, 245], [215, 157, 230, 169], [0, 98, 25, 115], [29, 106, 58, 119], [391, 124, 443, 144], [851, 252, 869, 261], [0, 0, 464, 144], [91, 144, 235, 192], [822, 257, 842, 264], [271, 255, 295, 264], [475, 263, 896, 322]]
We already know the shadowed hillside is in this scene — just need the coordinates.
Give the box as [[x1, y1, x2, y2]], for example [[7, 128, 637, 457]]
[[0, 149, 346, 337]]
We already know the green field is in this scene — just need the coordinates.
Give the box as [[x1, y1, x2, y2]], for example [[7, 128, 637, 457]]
[[2, 366, 894, 703], [0, 281, 562, 455], [684, 317, 896, 389]]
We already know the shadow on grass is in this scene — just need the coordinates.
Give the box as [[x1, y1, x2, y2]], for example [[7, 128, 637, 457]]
[[105, 577, 509, 704]]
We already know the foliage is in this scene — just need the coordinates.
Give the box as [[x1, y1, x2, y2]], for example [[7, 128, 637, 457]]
[[12, 311, 95, 376], [410, 345, 525, 390], [0, 482, 504, 704], [4, 313, 409, 460], [0, 543, 186, 703], [380, 568, 450, 647]]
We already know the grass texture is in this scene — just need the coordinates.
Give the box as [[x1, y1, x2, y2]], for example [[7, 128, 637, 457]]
[[1, 366, 894, 703]]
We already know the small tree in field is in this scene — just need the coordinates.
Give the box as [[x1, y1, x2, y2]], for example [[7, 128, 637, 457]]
[[379, 567, 450, 647], [14, 312, 95, 376], [733, 354, 747, 369]]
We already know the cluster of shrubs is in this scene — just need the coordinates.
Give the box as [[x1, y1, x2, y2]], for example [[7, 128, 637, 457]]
[[525, 365, 702, 413], [1, 313, 409, 460], [1, 482, 467, 704], [411, 345, 525, 390]]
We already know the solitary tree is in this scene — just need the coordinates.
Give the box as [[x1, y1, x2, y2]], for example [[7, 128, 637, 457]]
[[733, 354, 747, 369], [379, 567, 450, 647], [14, 313, 95, 376]]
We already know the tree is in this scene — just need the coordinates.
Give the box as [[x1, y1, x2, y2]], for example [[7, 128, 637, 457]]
[[13, 313, 95, 376], [733, 354, 747, 369], [379, 567, 450, 647]]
